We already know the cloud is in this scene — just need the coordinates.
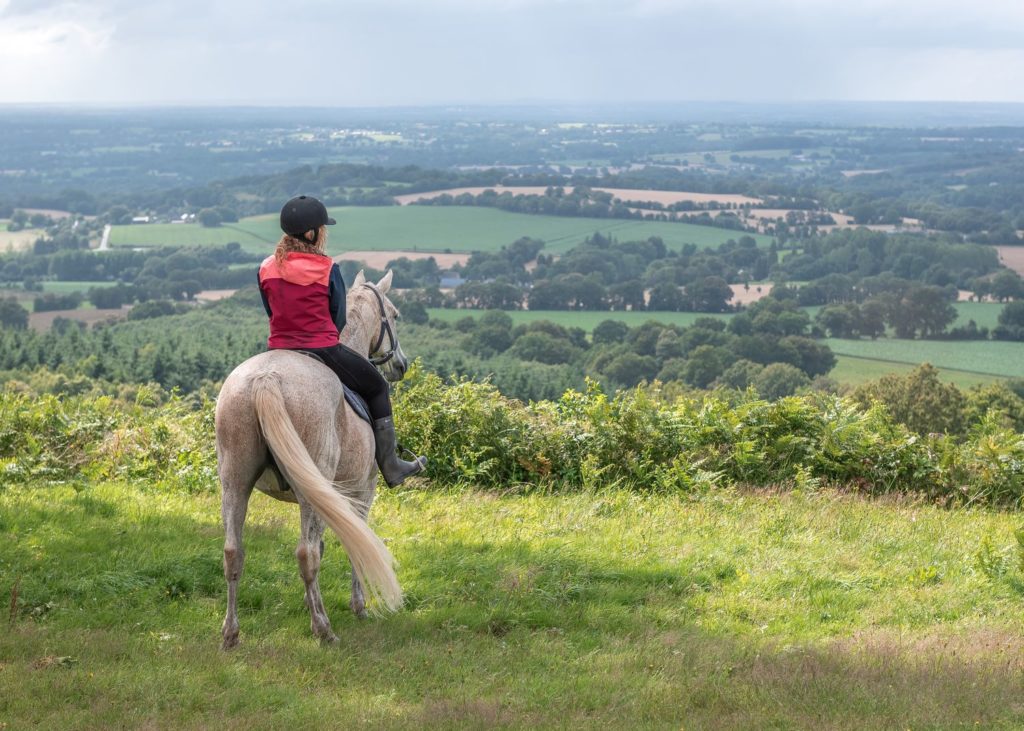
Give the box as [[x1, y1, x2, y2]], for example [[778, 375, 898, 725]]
[[0, 0, 1023, 104]]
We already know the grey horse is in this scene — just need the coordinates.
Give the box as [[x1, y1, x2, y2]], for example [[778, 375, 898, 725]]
[[215, 270, 408, 649]]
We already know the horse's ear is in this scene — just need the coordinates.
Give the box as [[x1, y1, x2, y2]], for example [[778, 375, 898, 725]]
[[353, 270, 366, 287], [378, 269, 393, 294]]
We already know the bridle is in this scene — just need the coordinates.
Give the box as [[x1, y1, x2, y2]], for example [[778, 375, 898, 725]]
[[361, 284, 399, 367]]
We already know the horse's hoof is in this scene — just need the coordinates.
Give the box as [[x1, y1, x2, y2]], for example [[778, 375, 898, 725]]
[[354, 607, 369, 620], [319, 632, 339, 647], [222, 635, 240, 651]]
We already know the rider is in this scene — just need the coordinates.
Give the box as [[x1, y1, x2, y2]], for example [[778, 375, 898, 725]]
[[257, 194, 426, 487]]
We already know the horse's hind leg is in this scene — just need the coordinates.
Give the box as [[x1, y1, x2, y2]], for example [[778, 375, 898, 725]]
[[218, 421, 264, 651], [220, 461, 258, 650], [297, 502, 337, 644], [348, 475, 378, 619]]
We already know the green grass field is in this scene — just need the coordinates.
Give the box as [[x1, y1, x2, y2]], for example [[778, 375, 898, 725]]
[[39, 280, 116, 294], [4, 481, 1024, 728], [109, 207, 771, 255], [826, 338, 1024, 381], [830, 355, 1003, 389], [953, 301, 1005, 330], [426, 308, 733, 330], [427, 303, 1002, 336]]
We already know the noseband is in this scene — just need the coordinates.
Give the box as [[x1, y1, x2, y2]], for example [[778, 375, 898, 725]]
[[361, 284, 398, 367]]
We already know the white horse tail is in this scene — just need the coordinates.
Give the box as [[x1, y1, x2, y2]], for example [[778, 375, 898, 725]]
[[250, 372, 402, 614]]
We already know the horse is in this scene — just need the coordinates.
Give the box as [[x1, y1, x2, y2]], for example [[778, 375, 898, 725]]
[[214, 269, 409, 649]]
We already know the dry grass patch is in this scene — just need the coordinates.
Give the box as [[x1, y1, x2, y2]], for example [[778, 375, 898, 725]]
[[997, 245, 1024, 277], [28, 306, 131, 331]]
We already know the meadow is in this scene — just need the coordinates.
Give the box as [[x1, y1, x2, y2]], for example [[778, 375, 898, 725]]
[[5, 480, 1024, 729], [425, 307, 733, 331], [109, 207, 771, 255], [825, 338, 1024, 381], [829, 355, 1002, 389], [0, 222, 45, 252]]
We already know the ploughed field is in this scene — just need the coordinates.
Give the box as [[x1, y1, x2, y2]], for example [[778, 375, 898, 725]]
[[5, 481, 1024, 729]]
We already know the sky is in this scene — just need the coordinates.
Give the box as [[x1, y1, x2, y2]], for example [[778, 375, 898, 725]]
[[1, 0, 1023, 106]]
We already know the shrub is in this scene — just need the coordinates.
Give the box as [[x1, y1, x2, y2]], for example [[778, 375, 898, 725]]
[[852, 364, 966, 436], [5, 363, 1024, 508]]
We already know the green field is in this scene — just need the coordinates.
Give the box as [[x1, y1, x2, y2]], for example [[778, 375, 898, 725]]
[[953, 301, 1005, 330], [109, 207, 772, 255], [830, 355, 1003, 389], [426, 308, 733, 330], [826, 338, 1024, 381], [5, 481, 1024, 728], [40, 280, 116, 294]]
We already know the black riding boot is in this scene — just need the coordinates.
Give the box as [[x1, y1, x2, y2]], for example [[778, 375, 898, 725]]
[[372, 417, 427, 487]]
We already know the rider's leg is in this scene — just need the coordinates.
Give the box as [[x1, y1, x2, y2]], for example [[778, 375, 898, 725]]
[[307, 344, 426, 487]]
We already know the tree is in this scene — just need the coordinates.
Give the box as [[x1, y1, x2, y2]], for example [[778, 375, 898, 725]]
[[508, 332, 580, 365], [779, 336, 836, 377], [857, 300, 887, 339], [89, 284, 136, 310], [682, 345, 732, 388], [889, 286, 957, 338], [197, 208, 223, 228], [648, 283, 686, 311], [593, 319, 629, 345], [684, 276, 733, 312], [601, 352, 659, 388], [991, 270, 1024, 302], [852, 364, 965, 435], [0, 297, 28, 329], [816, 304, 857, 338], [715, 359, 764, 390], [754, 363, 810, 400], [993, 300, 1024, 341]]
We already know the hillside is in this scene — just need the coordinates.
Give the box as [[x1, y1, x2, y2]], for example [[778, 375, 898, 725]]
[[5, 475, 1024, 728]]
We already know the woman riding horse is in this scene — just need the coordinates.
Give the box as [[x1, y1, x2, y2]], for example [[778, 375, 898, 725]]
[[258, 195, 426, 486]]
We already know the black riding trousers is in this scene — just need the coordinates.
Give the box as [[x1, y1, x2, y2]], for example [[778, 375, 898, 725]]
[[302, 343, 392, 419]]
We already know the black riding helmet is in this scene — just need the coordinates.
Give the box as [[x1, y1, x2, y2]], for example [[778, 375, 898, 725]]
[[280, 195, 336, 242]]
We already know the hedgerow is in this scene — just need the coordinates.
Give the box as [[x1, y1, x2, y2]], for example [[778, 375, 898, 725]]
[[3, 363, 1024, 507]]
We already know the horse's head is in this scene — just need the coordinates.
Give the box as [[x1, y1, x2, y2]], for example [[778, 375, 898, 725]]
[[344, 269, 410, 382]]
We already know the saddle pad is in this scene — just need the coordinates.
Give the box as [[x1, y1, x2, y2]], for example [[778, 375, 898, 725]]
[[343, 385, 372, 424]]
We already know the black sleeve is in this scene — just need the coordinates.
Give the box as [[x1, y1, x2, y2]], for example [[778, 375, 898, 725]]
[[328, 263, 346, 333], [258, 269, 272, 318]]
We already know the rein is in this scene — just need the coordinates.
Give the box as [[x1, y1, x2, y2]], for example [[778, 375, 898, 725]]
[[361, 284, 398, 366]]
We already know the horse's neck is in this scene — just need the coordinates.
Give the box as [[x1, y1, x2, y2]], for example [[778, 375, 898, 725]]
[[340, 299, 374, 355]]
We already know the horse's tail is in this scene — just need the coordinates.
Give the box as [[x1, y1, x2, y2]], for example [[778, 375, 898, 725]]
[[250, 371, 402, 614]]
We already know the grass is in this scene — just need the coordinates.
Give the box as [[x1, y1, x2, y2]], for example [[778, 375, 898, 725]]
[[0, 224, 44, 252], [426, 308, 733, 330], [39, 280, 116, 294], [830, 355, 1003, 389], [4, 481, 1024, 729], [953, 301, 1005, 330], [825, 338, 1024, 380], [109, 207, 771, 256]]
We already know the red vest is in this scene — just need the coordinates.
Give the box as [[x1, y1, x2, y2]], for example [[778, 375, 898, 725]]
[[258, 252, 339, 349]]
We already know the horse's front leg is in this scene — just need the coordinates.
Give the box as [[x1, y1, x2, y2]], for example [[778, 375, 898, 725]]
[[297, 502, 338, 644], [348, 476, 378, 619]]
